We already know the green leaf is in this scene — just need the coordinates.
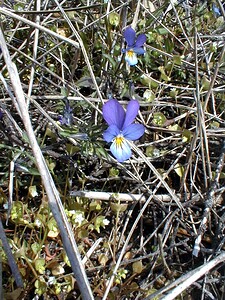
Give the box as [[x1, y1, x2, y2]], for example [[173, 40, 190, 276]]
[[76, 76, 100, 88], [89, 200, 102, 211], [102, 54, 117, 69], [164, 37, 174, 53], [143, 89, 155, 102], [174, 163, 184, 178], [63, 252, 71, 267], [51, 263, 65, 276], [98, 253, 108, 266], [35, 258, 46, 274], [11, 201, 24, 221], [34, 214, 46, 228], [146, 145, 160, 158], [95, 145, 109, 159], [58, 127, 79, 138], [140, 74, 159, 88], [132, 260, 143, 274], [108, 12, 120, 26], [152, 112, 167, 127], [156, 27, 168, 35], [209, 121, 220, 129], [13, 3, 25, 11], [29, 186, 38, 198], [45, 127, 57, 139], [212, 171, 225, 180], [168, 124, 181, 131], [201, 76, 211, 91], [110, 202, 128, 214], [47, 218, 59, 237], [61, 87, 69, 97], [66, 144, 80, 154], [169, 88, 178, 98], [145, 288, 160, 299], [64, 275, 75, 293], [94, 216, 110, 233], [35, 278, 47, 296], [173, 55, 182, 66], [109, 167, 120, 177], [158, 66, 171, 82], [31, 242, 41, 255], [182, 129, 192, 143], [115, 268, 128, 284]]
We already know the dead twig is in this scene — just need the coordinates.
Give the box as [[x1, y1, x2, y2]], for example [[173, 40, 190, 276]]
[[0, 217, 23, 288], [193, 139, 225, 257]]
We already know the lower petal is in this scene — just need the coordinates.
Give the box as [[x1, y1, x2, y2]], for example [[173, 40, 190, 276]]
[[110, 139, 132, 162], [125, 52, 138, 66]]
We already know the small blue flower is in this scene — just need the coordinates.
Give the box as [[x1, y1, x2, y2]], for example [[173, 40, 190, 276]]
[[59, 100, 73, 126], [103, 99, 145, 162], [0, 109, 3, 120], [122, 27, 146, 66], [212, 3, 221, 17]]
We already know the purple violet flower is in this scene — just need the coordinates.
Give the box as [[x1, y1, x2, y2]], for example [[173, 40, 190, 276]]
[[122, 27, 146, 66], [0, 109, 3, 120], [59, 100, 73, 126], [212, 3, 221, 17], [103, 99, 145, 162]]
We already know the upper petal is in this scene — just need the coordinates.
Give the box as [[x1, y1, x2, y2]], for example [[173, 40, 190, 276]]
[[103, 125, 120, 143], [135, 33, 146, 47], [103, 99, 125, 129], [123, 27, 136, 47], [110, 138, 132, 162], [123, 123, 145, 140], [122, 99, 140, 129]]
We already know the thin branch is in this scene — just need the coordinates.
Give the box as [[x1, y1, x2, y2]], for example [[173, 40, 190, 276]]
[[193, 139, 225, 256], [145, 252, 225, 300], [0, 217, 23, 288], [26, 0, 41, 107], [70, 190, 201, 204], [160, 252, 225, 300], [0, 7, 79, 48]]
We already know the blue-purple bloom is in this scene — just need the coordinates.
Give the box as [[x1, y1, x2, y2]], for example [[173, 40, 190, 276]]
[[59, 100, 73, 126], [103, 99, 145, 162], [122, 27, 146, 66], [0, 109, 3, 120], [212, 3, 221, 17]]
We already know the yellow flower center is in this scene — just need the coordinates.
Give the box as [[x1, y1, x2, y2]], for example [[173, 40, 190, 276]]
[[115, 135, 124, 148], [127, 49, 134, 57]]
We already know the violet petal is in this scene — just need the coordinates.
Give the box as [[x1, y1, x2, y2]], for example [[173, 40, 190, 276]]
[[103, 99, 125, 129], [103, 125, 120, 143], [125, 51, 138, 66], [122, 99, 139, 129], [110, 138, 131, 162], [123, 123, 145, 140], [0, 109, 3, 119], [135, 34, 146, 47], [123, 27, 136, 47], [133, 47, 145, 55]]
